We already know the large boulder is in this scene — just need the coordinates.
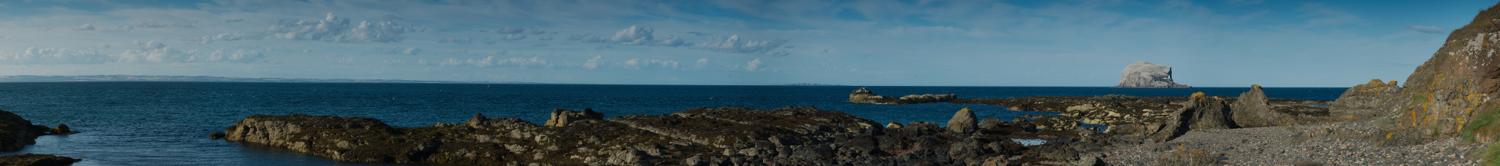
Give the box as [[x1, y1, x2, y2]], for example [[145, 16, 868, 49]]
[[947, 107, 978, 133], [1231, 85, 1291, 127], [1150, 92, 1237, 142], [1117, 61, 1190, 88]]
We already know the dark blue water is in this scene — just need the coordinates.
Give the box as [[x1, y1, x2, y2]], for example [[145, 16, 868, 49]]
[[0, 82, 1346, 165]]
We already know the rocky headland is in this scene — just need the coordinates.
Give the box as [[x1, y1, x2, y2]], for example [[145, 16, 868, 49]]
[[1116, 61, 1190, 88], [0, 109, 80, 166]]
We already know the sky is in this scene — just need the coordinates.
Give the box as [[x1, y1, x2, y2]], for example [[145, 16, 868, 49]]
[[0, 0, 1495, 87]]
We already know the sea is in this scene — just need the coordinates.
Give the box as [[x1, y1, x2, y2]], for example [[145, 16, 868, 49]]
[[0, 82, 1347, 165]]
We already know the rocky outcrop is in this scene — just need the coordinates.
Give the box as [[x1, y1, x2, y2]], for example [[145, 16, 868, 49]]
[[1117, 61, 1189, 88], [1150, 92, 1237, 142], [0, 154, 80, 166], [1371, 3, 1500, 142], [947, 108, 977, 133], [848, 87, 887, 104], [0, 109, 51, 151], [898, 94, 957, 103], [542, 108, 602, 127], [1330, 79, 1403, 119], [1231, 85, 1291, 127], [849, 87, 957, 104], [220, 107, 1098, 165]]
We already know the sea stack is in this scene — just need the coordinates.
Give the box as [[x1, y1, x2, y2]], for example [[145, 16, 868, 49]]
[[1117, 61, 1190, 88]]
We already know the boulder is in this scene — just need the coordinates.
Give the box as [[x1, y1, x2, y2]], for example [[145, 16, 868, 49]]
[[947, 107, 978, 133], [1231, 85, 1291, 127], [543, 108, 603, 127], [1116, 61, 1190, 88], [1150, 92, 1237, 142]]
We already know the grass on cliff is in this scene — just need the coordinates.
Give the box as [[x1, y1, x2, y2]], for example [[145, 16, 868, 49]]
[[1464, 109, 1500, 141]]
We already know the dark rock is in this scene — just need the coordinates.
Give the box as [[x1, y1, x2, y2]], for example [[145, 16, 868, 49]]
[[209, 132, 226, 140], [49, 124, 73, 135], [947, 108, 977, 134], [1151, 92, 1237, 142], [219, 107, 1057, 165], [0, 154, 80, 166], [1117, 61, 1190, 88], [0, 109, 50, 151], [1231, 84, 1291, 127], [897, 94, 957, 103]]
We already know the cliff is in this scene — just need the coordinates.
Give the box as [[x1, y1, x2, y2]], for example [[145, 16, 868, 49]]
[[1117, 61, 1190, 88]]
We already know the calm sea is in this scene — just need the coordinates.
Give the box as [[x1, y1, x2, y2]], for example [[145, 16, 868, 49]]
[[0, 82, 1346, 165]]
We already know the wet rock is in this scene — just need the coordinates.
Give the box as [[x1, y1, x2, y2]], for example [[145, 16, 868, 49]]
[[948, 107, 978, 134], [1232, 85, 1291, 127], [1117, 61, 1190, 88], [209, 132, 226, 139], [0, 154, 80, 166]]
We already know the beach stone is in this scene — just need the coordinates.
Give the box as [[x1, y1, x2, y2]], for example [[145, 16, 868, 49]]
[[948, 107, 978, 133]]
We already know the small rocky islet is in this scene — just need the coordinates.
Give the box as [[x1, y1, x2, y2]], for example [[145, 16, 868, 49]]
[[0, 109, 81, 166]]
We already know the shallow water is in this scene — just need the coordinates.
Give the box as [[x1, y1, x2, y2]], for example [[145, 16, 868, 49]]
[[0, 82, 1345, 165]]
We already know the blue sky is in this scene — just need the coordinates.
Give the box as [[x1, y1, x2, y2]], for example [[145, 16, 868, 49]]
[[0, 0, 1494, 87]]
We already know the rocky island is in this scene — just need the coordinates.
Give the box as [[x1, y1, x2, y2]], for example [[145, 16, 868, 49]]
[[1116, 61, 1190, 88], [847, 87, 956, 104]]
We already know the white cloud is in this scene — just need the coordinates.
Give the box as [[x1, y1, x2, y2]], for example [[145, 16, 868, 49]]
[[74, 24, 95, 31], [699, 35, 789, 56], [267, 12, 413, 43], [0, 47, 109, 64], [438, 55, 548, 68], [116, 40, 265, 63], [582, 55, 602, 70], [744, 58, 762, 72], [403, 48, 421, 55], [695, 58, 709, 68], [621, 58, 680, 70]]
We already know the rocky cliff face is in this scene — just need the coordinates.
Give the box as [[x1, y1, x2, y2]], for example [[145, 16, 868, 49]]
[[1386, 3, 1500, 143], [1117, 61, 1189, 88], [0, 109, 50, 151]]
